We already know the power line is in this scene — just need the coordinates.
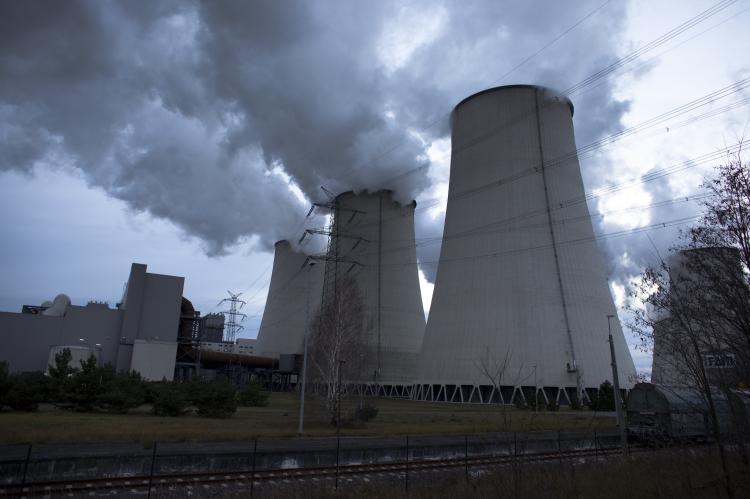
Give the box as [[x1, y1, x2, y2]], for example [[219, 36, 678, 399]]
[[232, 0, 742, 323], [361, 0, 741, 197], [373, 214, 701, 268]]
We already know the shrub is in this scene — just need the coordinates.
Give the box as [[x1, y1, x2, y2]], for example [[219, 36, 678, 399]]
[[48, 348, 76, 403], [514, 399, 528, 410], [237, 383, 269, 407], [61, 355, 105, 412], [5, 373, 50, 411], [151, 382, 189, 417], [0, 361, 11, 407], [193, 381, 238, 418], [97, 371, 146, 413], [589, 380, 615, 412], [546, 399, 560, 412], [354, 403, 378, 422]]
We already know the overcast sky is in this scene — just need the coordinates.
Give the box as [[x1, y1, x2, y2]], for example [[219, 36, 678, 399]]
[[2, 0, 748, 375]]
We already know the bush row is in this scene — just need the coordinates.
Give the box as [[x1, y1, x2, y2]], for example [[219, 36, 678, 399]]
[[0, 349, 269, 418]]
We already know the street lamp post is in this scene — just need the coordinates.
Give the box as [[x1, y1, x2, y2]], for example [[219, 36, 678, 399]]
[[335, 359, 346, 489], [298, 261, 316, 435], [607, 314, 628, 455]]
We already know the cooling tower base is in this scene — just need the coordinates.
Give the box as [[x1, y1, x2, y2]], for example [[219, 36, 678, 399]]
[[410, 383, 597, 406], [306, 382, 607, 406]]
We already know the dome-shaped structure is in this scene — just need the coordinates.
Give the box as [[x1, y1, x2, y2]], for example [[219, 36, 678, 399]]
[[42, 293, 71, 317], [256, 240, 323, 358], [415, 85, 636, 405]]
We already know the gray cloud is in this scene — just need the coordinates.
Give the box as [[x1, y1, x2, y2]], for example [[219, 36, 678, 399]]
[[1, 0, 633, 264]]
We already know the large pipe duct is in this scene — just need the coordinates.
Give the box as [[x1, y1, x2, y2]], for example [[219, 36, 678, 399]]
[[415, 85, 636, 405]]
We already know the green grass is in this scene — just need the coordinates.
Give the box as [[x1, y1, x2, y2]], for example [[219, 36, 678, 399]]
[[0, 393, 614, 444]]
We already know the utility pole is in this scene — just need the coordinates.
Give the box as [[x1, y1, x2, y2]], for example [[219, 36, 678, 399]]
[[298, 261, 316, 435], [218, 291, 247, 343], [533, 364, 538, 412], [607, 314, 628, 455], [335, 359, 346, 490]]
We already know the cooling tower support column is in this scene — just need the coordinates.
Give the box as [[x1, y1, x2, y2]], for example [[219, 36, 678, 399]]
[[534, 90, 581, 400]]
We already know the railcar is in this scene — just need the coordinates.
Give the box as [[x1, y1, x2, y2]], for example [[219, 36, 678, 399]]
[[626, 382, 750, 441]]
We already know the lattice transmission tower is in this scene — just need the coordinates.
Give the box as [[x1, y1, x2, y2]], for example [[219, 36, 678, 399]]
[[300, 188, 365, 313], [218, 291, 247, 343]]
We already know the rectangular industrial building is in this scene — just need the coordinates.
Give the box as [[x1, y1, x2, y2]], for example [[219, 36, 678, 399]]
[[0, 263, 183, 380]]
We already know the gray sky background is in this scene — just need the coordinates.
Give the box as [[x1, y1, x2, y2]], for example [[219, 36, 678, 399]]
[[2, 0, 748, 375]]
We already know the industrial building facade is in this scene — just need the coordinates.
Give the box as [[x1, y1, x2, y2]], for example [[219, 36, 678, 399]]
[[0, 263, 183, 381]]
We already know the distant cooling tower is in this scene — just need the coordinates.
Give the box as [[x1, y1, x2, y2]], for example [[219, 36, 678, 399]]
[[323, 190, 426, 384], [651, 247, 745, 386], [415, 85, 636, 405], [255, 240, 323, 358]]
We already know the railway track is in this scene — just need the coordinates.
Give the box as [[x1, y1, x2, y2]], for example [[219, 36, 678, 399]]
[[1, 444, 644, 497]]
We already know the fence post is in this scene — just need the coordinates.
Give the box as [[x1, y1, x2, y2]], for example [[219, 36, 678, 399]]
[[250, 438, 257, 499], [405, 435, 409, 493], [20, 443, 32, 486], [594, 430, 598, 459], [335, 431, 341, 490], [147, 442, 157, 499], [464, 434, 469, 483]]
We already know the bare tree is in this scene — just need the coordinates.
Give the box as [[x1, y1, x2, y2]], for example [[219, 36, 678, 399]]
[[308, 275, 366, 425], [629, 146, 750, 498], [475, 347, 537, 428]]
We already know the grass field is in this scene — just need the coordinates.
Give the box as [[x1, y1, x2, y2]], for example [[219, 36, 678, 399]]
[[0, 393, 615, 444]]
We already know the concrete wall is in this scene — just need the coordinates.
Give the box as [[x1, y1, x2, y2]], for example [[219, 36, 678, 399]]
[[0, 304, 122, 373], [137, 272, 184, 342], [130, 340, 177, 381]]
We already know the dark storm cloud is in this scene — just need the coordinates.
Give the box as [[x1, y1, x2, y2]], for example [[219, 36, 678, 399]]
[[1, 0, 632, 264]]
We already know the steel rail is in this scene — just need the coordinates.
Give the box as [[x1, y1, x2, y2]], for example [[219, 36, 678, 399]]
[[0, 443, 656, 496]]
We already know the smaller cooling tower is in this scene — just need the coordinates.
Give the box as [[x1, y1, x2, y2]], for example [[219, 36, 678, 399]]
[[323, 190, 426, 383], [255, 240, 324, 358], [651, 247, 746, 386]]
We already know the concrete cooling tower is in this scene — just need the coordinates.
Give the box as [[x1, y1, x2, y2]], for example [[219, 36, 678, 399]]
[[415, 85, 636, 405], [651, 247, 746, 387], [255, 240, 324, 358], [323, 190, 426, 386]]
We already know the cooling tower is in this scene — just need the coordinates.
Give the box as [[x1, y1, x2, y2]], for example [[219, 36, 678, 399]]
[[323, 190, 426, 384], [255, 240, 323, 358], [415, 85, 636, 405], [651, 247, 746, 387]]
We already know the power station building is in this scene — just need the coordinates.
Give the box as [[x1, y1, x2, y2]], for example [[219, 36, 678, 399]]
[[415, 85, 636, 405], [255, 240, 324, 358], [0, 263, 184, 380]]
